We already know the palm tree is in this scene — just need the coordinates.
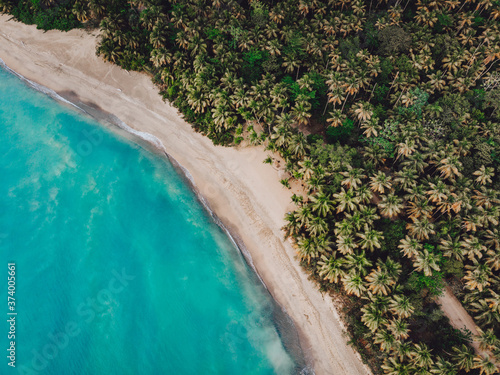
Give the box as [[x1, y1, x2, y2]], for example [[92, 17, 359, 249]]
[[333, 188, 360, 213], [469, 299, 499, 327], [318, 254, 345, 283], [437, 156, 463, 180], [399, 236, 423, 259], [297, 158, 315, 180], [402, 152, 428, 173], [358, 225, 384, 252], [289, 134, 309, 158], [361, 303, 387, 332], [363, 144, 387, 167], [439, 235, 464, 261], [340, 166, 366, 190], [283, 212, 301, 238], [388, 318, 410, 340], [394, 168, 418, 191], [426, 180, 449, 204], [369, 171, 392, 194], [381, 356, 412, 375], [336, 234, 358, 255], [379, 193, 404, 218], [307, 216, 328, 236], [411, 343, 434, 369], [296, 236, 321, 264], [413, 248, 441, 276], [463, 262, 491, 292], [344, 251, 373, 276], [473, 355, 498, 375], [461, 235, 486, 262], [474, 165, 495, 185], [356, 185, 374, 205], [431, 357, 458, 375], [392, 340, 413, 362], [374, 329, 396, 352], [351, 101, 373, 123], [451, 344, 475, 372], [484, 229, 500, 251], [397, 139, 417, 159], [390, 294, 415, 319], [485, 249, 500, 271], [295, 205, 312, 227], [406, 198, 434, 221], [291, 99, 312, 126], [406, 217, 436, 241], [366, 266, 396, 296], [341, 269, 367, 297], [476, 328, 499, 351], [309, 191, 334, 217]]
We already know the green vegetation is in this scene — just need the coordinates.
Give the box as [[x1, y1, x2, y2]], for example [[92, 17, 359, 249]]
[[2, 0, 500, 373]]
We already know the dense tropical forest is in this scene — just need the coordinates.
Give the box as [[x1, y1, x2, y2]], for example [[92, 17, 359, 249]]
[[1, 0, 500, 373]]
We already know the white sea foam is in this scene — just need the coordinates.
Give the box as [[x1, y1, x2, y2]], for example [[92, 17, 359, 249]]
[[0, 58, 85, 112]]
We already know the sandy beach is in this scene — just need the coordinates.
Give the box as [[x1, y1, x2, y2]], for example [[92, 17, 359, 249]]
[[0, 15, 370, 375]]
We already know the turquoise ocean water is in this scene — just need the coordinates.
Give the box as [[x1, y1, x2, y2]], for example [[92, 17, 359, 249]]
[[0, 65, 306, 374]]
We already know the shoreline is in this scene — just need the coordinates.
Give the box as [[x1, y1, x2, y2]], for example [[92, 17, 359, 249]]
[[0, 15, 371, 375]]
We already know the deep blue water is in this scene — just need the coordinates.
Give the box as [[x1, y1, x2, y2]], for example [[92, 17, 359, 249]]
[[0, 66, 302, 374]]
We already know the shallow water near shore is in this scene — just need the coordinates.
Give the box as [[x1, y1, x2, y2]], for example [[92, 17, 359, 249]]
[[0, 66, 308, 374]]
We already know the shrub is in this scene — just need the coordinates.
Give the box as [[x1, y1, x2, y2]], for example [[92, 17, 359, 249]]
[[326, 118, 354, 144]]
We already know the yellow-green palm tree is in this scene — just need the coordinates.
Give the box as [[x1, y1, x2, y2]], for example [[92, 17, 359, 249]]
[[318, 254, 345, 283], [379, 193, 404, 218], [413, 248, 441, 276]]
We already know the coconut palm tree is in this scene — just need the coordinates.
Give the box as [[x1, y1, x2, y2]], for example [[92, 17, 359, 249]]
[[431, 356, 457, 375], [389, 294, 415, 319], [318, 254, 345, 284], [411, 343, 434, 369], [344, 251, 373, 276], [388, 318, 410, 340], [392, 340, 413, 362], [309, 191, 334, 217], [381, 356, 412, 375], [341, 269, 367, 297], [461, 235, 486, 262], [399, 236, 423, 259], [379, 193, 404, 218], [333, 188, 361, 213], [289, 134, 309, 158], [358, 225, 384, 252], [474, 165, 495, 185], [369, 171, 392, 194], [394, 168, 418, 191], [366, 266, 396, 296], [283, 212, 301, 238], [463, 262, 491, 292], [361, 302, 387, 332], [361, 117, 382, 138], [296, 236, 321, 264], [336, 234, 358, 255], [340, 166, 366, 190], [485, 249, 500, 271], [298, 158, 315, 180], [374, 328, 396, 352], [413, 248, 441, 276], [439, 235, 464, 261], [406, 217, 436, 241], [473, 355, 498, 375], [307, 216, 329, 236], [451, 344, 475, 372], [437, 156, 463, 181], [469, 299, 500, 327], [426, 180, 449, 204]]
